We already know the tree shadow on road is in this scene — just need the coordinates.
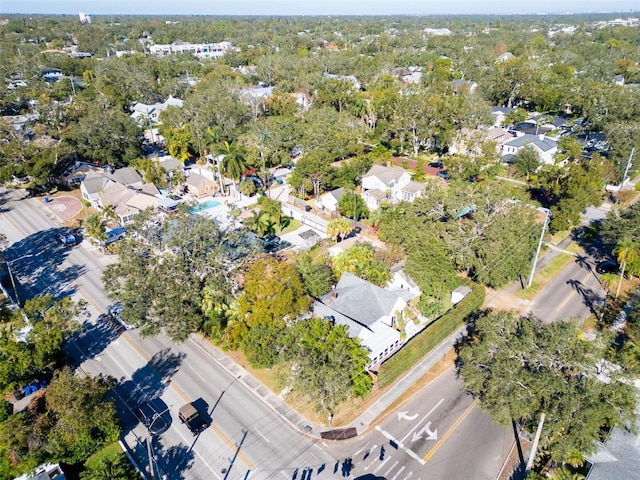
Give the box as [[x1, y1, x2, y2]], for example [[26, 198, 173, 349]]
[[115, 349, 186, 431], [66, 316, 122, 367], [566, 279, 603, 316], [4, 228, 87, 303], [152, 439, 195, 480]]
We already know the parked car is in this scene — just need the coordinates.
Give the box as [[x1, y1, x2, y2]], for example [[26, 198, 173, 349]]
[[437, 170, 451, 180], [429, 161, 444, 169], [596, 260, 619, 275], [99, 227, 126, 247], [179, 402, 209, 436], [108, 303, 135, 330], [56, 230, 76, 246], [135, 399, 170, 436]]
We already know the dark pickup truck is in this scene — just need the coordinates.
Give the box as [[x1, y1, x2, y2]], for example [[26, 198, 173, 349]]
[[178, 402, 209, 436]]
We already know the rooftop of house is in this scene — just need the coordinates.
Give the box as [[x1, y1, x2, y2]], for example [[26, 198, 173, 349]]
[[504, 134, 557, 151], [323, 187, 346, 201], [400, 180, 426, 194], [107, 167, 143, 186], [363, 164, 408, 186], [318, 272, 404, 329], [81, 170, 113, 195]]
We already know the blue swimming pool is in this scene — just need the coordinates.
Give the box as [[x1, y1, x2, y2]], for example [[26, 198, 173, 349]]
[[189, 200, 222, 213]]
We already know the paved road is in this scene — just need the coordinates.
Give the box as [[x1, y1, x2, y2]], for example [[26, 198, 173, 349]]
[[527, 250, 606, 323], [0, 188, 515, 480], [337, 369, 513, 480]]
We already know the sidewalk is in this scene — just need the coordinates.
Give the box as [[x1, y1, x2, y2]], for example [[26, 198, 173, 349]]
[[187, 324, 468, 439]]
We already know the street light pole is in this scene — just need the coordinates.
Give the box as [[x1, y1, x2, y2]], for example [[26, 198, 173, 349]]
[[4, 253, 34, 304], [527, 208, 550, 288]]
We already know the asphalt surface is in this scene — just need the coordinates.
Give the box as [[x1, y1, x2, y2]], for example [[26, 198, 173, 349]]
[[0, 187, 516, 480]]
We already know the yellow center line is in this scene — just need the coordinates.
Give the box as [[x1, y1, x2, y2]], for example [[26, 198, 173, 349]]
[[122, 335, 253, 468], [555, 270, 593, 312], [423, 398, 479, 462]]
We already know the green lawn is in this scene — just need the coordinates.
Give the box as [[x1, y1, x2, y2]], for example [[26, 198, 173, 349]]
[[279, 218, 302, 235]]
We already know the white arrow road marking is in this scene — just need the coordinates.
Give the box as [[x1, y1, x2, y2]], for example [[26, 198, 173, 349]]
[[400, 398, 444, 444], [411, 421, 438, 442], [397, 411, 419, 422]]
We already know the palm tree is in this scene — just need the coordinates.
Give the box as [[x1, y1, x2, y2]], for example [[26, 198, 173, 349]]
[[327, 218, 352, 241], [217, 141, 247, 199], [238, 178, 257, 197], [614, 237, 639, 300]]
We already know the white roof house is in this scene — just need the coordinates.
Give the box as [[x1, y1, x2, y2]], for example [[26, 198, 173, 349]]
[[361, 164, 414, 210], [320, 187, 346, 212], [314, 272, 405, 368], [501, 134, 558, 165], [130, 96, 184, 127]]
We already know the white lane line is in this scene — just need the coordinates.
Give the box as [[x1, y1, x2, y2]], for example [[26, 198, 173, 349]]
[[255, 428, 270, 443], [400, 398, 445, 444], [374, 457, 390, 474], [404, 471, 414, 480], [354, 441, 371, 456], [384, 461, 399, 476], [391, 466, 406, 480]]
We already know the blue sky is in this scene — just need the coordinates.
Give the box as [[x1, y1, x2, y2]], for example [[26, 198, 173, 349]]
[[2, 0, 639, 15]]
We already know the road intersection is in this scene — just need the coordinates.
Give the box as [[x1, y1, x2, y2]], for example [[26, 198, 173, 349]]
[[0, 187, 604, 480]]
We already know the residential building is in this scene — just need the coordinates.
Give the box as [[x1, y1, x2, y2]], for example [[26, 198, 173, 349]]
[[361, 164, 413, 210], [501, 133, 558, 165], [148, 41, 232, 59], [130, 96, 183, 127], [319, 187, 345, 212], [314, 272, 405, 368], [185, 172, 217, 197], [14, 462, 65, 480], [49, 160, 103, 187], [491, 106, 517, 127], [323, 73, 361, 91], [451, 79, 478, 94]]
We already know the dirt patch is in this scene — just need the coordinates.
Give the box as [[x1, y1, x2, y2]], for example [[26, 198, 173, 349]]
[[483, 287, 531, 315]]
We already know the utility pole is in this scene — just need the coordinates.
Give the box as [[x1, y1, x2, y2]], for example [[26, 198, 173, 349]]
[[525, 413, 546, 474], [621, 147, 635, 187], [527, 208, 550, 288]]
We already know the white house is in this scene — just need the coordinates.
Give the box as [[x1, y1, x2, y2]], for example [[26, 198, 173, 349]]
[[323, 73, 361, 90], [130, 96, 183, 127], [501, 134, 558, 165], [491, 106, 517, 127], [314, 272, 405, 368], [149, 41, 232, 59], [319, 187, 345, 212], [361, 164, 413, 210], [386, 268, 421, 302]]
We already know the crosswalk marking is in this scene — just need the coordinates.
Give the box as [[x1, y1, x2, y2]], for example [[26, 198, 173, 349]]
[[390, 465, 406, 480], [373, 457, 390, 474], [384, 460, 399, 476]]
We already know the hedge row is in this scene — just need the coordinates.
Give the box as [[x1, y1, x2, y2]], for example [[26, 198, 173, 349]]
[[377, 283, 485, 389]]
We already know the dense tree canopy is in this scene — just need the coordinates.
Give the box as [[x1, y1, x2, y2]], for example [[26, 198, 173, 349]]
[[102, 212, 239, 341], [457, 310, 636, 463], [0, 368, 120, 478], [0, 295, 86, 392]]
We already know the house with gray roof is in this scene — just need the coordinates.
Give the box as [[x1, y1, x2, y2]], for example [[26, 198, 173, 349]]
[[361, 164, 420, 210], [314, 272, 405, 368], [80, 170, 116, 209], [320, 187, 345, 212], [130, 96, 183, 127], [586, 390, 640, 480], [501, 133, 558, 165]]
